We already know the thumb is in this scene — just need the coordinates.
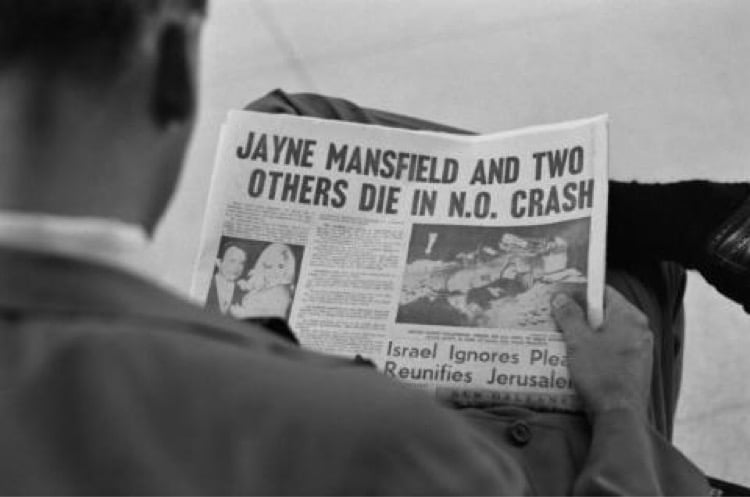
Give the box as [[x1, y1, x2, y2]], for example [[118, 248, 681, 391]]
[[551, 293, 591, 342]]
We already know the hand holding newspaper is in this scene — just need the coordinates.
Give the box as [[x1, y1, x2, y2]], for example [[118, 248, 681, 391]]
[[192, 111, 608, 412]]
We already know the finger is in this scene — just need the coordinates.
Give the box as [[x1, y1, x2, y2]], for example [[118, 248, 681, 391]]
[[551, 293, 591, 341]]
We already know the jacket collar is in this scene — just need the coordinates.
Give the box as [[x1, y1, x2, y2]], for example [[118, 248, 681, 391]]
[[0, 211, 150, 279], [0, 247, 276, 346]]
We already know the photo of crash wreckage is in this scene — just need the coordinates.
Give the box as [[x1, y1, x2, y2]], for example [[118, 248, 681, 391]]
[[397, 222, 588, 330]]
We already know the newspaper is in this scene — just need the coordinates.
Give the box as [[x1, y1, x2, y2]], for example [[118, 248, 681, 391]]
[[191, 110, 608, 412]]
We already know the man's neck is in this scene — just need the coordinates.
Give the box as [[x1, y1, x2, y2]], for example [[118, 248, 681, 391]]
[[0, 69, 163, 231]]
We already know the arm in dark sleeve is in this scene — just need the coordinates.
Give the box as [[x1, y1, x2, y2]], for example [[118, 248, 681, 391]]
[[245, 89, 475, 135]]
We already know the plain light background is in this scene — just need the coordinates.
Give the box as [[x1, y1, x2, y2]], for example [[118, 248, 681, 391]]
[[151, 0, 750, 485]]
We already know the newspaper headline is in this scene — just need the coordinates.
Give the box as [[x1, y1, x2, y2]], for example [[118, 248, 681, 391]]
[[192, 111, 608, 411]]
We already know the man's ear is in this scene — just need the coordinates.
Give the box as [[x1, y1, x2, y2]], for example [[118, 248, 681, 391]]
[[151, 23, 195, 128]]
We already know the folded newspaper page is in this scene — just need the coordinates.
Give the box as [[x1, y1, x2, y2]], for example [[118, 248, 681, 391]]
[[191, 110, 608, 412]]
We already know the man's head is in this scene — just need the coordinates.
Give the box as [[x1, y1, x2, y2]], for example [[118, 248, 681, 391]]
[[0, 0, 207, 232], [215, 244, 246, 282]]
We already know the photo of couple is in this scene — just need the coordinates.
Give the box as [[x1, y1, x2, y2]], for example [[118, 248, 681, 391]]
[[205, 236, 304, 320]]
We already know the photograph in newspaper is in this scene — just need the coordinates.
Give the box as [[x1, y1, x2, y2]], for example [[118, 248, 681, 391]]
[[204, 235, 304, 320], [397, 219, 589, 330]]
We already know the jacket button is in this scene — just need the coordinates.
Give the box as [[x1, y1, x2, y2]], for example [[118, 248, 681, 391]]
[[507, 420, 532, 446]]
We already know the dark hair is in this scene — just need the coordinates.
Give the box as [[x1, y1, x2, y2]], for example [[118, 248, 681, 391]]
[[0, 0, 205, 81], [218, 242, 246, 260]]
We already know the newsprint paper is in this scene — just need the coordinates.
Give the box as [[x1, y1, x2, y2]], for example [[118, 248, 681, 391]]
[[191, 111, 608, 412]]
